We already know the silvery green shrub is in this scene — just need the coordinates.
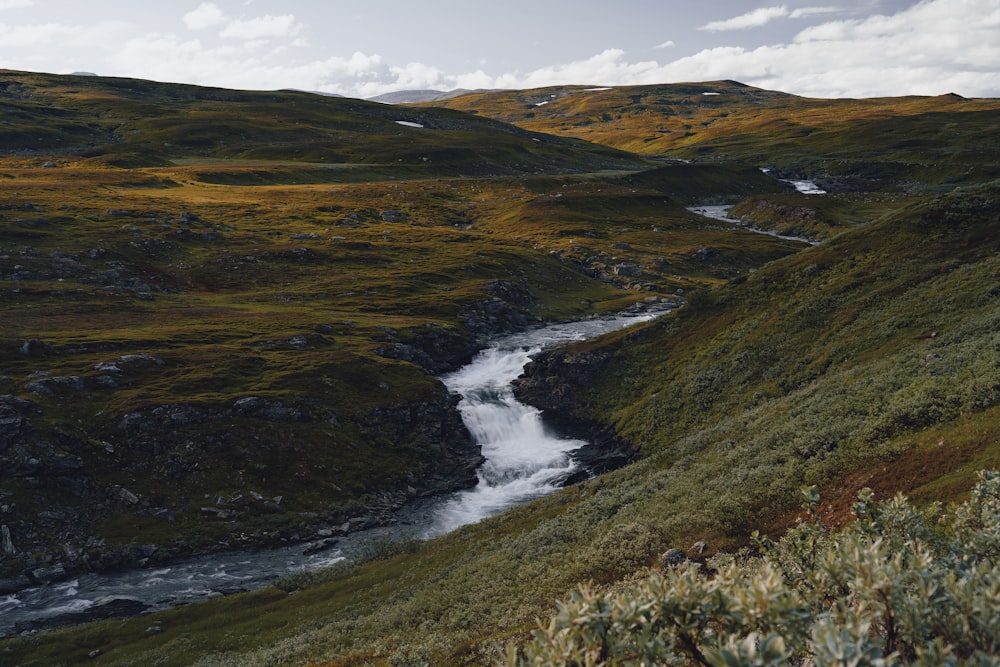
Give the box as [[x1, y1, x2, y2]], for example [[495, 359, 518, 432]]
[[508, 470, 1000, 666]]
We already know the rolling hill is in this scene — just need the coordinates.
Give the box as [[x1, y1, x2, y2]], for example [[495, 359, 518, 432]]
[[2, 72, 999, 665]]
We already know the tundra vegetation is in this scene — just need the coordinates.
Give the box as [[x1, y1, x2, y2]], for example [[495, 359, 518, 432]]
[[1, 71, 999, 665]]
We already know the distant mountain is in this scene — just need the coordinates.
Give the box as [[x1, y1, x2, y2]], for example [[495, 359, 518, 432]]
[[281, 88, 344, 97], [368, 88, 499, 104]]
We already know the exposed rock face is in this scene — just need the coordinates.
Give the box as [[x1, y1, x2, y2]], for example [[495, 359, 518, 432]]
[[514, 346, 638, 481], [0, 396, 33, 453], [377, 280, 541, 374], [375, 325, 478, 374], [460, 297, 538, 346], [0, 385, 480, 586]]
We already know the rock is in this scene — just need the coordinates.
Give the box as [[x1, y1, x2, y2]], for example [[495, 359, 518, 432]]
[[613, 264, 643, 277], [512, 346, 637, 482], [25, 375, 85, 394], [145, 625, 163, 634], [688, 540, 708, 556], [380, 210, 405, 222], [2, 524, 15, 555], [0, 404, 30, 452], [94, 353, 165, 374], [485, 279, 536, 308], [30, 562, 68, 584], [18, 339, 57, 356], [232, 397, 301, 422], [659, 548, 687, 568], [112, 486, 140, 505], [302, 538, 338, 555], [0, 575, 32, 594]]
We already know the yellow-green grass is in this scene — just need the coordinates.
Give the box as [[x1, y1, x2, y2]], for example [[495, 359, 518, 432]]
[[5, 180, 998, 667], [4, 71, 1000, 664], [426, 81, 1000, 190], [2, 149, 807, 567]]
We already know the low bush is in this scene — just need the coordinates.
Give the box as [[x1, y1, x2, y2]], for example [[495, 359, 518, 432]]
[[510, 470, 1000, 666]]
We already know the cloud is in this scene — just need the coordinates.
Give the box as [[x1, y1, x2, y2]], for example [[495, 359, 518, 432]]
[[2, 0, 995, 100], [0, 20, 127, 50], [701, 5, 792, 31], [654, 40, 675, 49], [220, 14, 301, 40], [789, 6, 840, 19], [0, 0, 32, 10], [700, 4, 840, 31], [183, 2, 225, 30], [387, 61, 446, 90], [183, 4, 302, 42], [478, 0, 999, 99]]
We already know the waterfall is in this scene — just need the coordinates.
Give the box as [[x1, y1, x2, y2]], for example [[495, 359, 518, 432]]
[[0, 307, 668, 636]]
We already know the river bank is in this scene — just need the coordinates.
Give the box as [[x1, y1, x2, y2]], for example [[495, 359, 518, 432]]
[[1, 301, 672, 637]]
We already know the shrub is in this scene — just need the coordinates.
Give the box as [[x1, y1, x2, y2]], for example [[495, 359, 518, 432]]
[[508, 470, 1000, 666]]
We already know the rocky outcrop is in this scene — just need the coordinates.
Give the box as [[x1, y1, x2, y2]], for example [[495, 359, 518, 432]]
[[377, 279, 542, 373], [514, 346, 638, 482], [0, 382, 480, 588]]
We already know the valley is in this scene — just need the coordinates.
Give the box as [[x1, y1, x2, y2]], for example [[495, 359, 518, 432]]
[[1, 71, 999, 665]]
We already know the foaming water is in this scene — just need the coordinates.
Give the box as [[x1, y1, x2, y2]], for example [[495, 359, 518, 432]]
[[421, 310, 662, 537], [1, 307, 666, 636]]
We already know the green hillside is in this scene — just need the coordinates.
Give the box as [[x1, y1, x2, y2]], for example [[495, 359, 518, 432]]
[[0, 72, 800, 575], [2, 72, 999, 665], [0, 70, 643, 175], [427, 81, 1000, 191]]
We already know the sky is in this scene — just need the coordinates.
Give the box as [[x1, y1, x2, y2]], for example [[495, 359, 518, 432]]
[[0, 0, 998, 99]]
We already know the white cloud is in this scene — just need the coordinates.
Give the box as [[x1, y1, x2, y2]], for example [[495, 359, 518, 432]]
[[654, 40, 675, 49], [2, 0, 995, 100], [0, 19, 127, 50], [452, 69, 495, 91], [0, 0, 32, 10], [220, 14, 301, 40], [0, 22, 75, 47], [701, 5, 791, 31], [183, 3, 226, 30], [388, 61, 446, 90], [700, 4, 840, 31], [789, 6, 840, 19], [480, 0, 1000, 98]]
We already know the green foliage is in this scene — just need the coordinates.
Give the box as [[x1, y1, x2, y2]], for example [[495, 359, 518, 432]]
[[511, 471, 1000, 666]]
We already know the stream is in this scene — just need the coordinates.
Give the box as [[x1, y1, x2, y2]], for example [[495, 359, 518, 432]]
[[689, 175, 826, 246], [0, 307, 666, 637]]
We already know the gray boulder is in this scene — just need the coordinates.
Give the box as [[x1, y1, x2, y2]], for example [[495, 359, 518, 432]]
[[659, 548, 687, 568]]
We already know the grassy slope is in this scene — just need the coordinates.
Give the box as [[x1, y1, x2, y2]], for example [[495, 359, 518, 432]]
[[428, 81, 1000, 189], [0, 70, 643, 175], [3, 76, 999, 665], [0, 73, 806, 570], [9, 181, 997, 667]]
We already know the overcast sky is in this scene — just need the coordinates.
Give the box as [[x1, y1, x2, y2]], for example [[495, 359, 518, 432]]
[[0, 0, 997, 99]]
